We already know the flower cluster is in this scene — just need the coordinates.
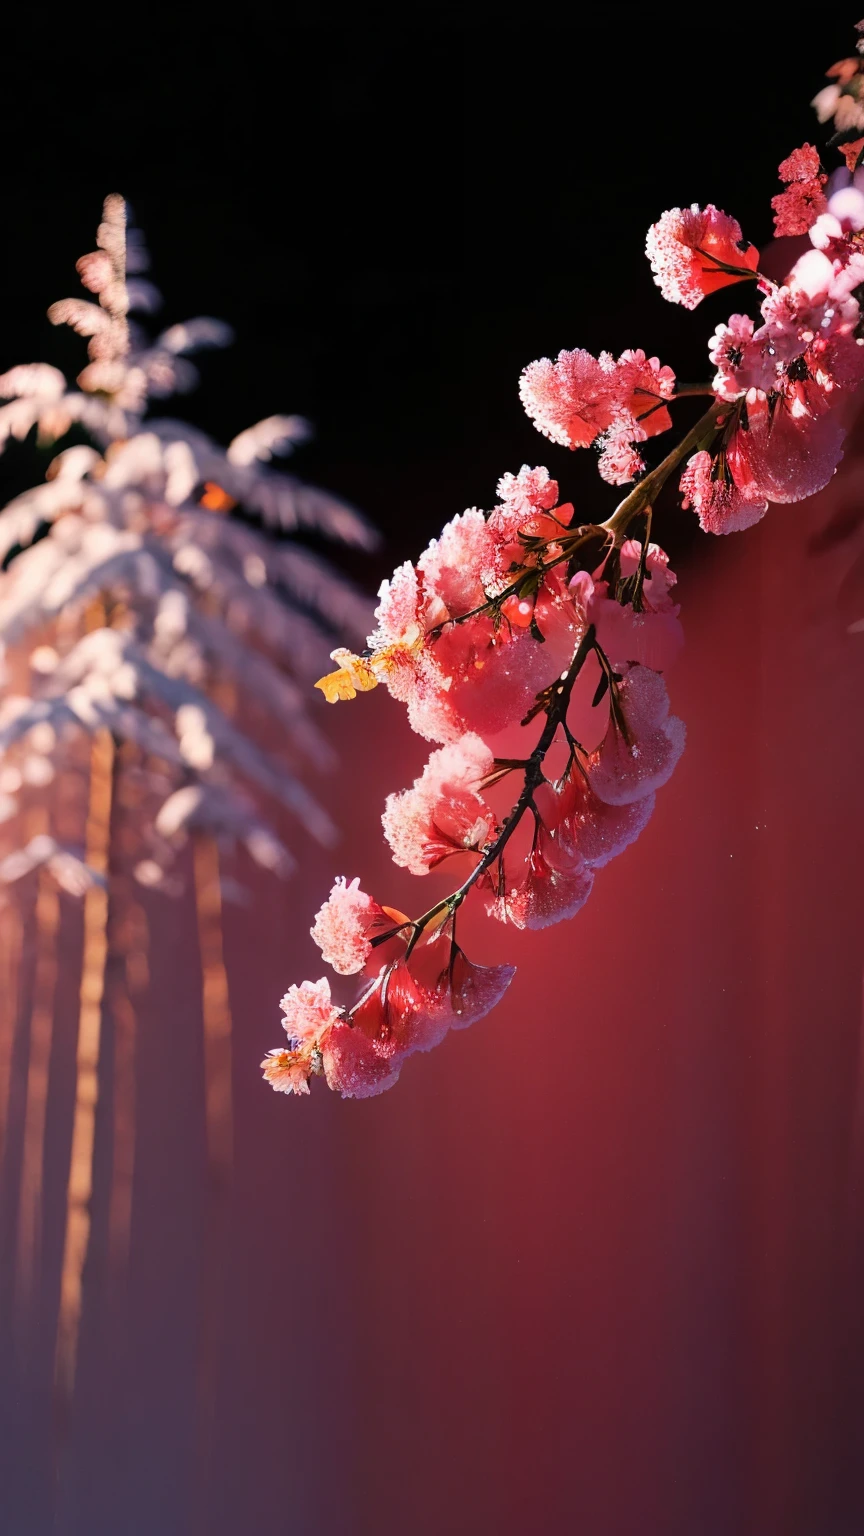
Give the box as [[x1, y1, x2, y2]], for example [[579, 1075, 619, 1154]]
[[263, 22, 864, 1101], [519, 348, 676, 486], [772, 145, 828, 237]]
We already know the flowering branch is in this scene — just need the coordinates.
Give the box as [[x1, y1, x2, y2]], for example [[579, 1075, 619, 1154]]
[[265, 20, 864, 1100], [600, 401, 725, 543], [364, 621, 599, 961]]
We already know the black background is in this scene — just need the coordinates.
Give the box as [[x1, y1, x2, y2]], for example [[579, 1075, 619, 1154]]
[[0, 19, 854, 589]]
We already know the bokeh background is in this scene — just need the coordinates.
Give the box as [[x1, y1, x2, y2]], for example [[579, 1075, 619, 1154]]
[[2, 18, 864, 1535]]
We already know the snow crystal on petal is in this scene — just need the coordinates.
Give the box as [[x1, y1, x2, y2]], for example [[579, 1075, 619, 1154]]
[[570, 785, 656, 868]]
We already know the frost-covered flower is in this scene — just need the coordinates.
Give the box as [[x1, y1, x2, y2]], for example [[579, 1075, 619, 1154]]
[[646, 204, 759, 310], [311, 877, 394, 975], [350, 929, 515, 1064], [279, 977, 342, 1044], [320, 1024, 404, 1100], [680, 449, 768, 536], [520, 347, 675, 483], [588, 667, 686, 806], [597, 426, 647, 487], [487, 839, 595, 931], [519, 348, 617, 449], [495, 464, 560, 517], [383, 734, 496, 875], [262, 978, 345, 1096], [709, 315, 778, 401], [772, 144, 827, 237], [569, 541, 683, 672], [610, 349, 676, 436]]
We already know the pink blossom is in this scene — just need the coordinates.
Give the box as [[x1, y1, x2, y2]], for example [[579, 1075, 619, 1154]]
[[520, 347, 675, 484], [321, 1023, 403, 1099], [383, 734, 496, 874], [570, 544, 683, 672], [826, 172, 864, 232], [468, 473, 562, 600], [760, 249, 861, 361], [487, 840, 595, 931], [496, 464, 559, 516], [262, 977, 346, 1097], [611, 349, 676, 436], [619, 539, 676, 607], [726, 389, 847, 505], [368, 497, 585, 745], [809, 169, 864, 249], [590, 588, 683, 670], [646, 204, 759, 310], [597, 426, 647, 487], [549, 773, 656, 870], [533, 771, 656, 871], [416, 508, 494, 618], [310, 877, 395, 976], [407, 559, 581, 744], [772, 144, 827, 236], [279, 977, 342, 1043], [371, 560, 426, 652], [588, 666, 685, 806], [680, 449, 768, 535], [519, 348, 617, 448], [350, 930, 515, 1062], [457, 737, 661, 930], [778, 144, 823, 183], [709, 314, 778, 401], [809, 331, 864, 394], [593, 351, 676, 484], [489, 465, 568, 555], [824, 247, 864, 304]]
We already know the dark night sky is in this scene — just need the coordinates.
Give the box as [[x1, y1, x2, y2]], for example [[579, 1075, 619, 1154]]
[[0, 19, 856, 586]]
